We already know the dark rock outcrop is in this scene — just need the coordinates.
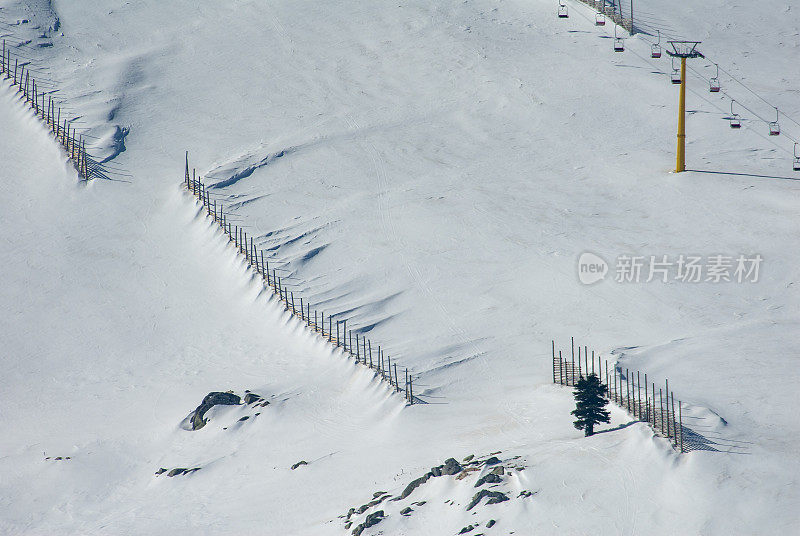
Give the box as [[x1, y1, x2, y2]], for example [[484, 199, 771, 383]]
[[431, 457, 462, 477], [393, 472, 433, 500], [244, 392, 266, 405], [166, 467, 200, 477], [466, 490, 509, 510], [352, 510, 384, 536], [291, 460, 308, 470], [459, 525, 475, 533], [190, 391, 241, 430], [474, 473, 502, 488]]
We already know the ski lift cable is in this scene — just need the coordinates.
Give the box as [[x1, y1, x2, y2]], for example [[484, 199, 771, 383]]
[[684, 62, 796, 142], [615, 31, 799, 153], [555, 7, 800, 160], [567, 7, 799, 147], [636, 27, 800, 133]]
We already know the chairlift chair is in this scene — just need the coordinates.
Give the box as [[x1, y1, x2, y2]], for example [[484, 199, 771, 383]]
[[768, 107, 780, 136], [614, 26, 624, 52], [670, 58, 681, 84], [709, 63, 720, 92], [794, 143, 800, 172], [596, 13, 605, 26], [729, 100, 741, 129], [651, 30, 662, 58], [558, 1, 568, 18]]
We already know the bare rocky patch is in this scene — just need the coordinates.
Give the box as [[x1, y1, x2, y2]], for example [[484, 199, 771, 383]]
[[338, 452, 535, 535]]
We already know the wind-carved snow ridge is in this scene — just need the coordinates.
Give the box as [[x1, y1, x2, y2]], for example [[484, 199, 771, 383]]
[[206, 146, 296, 189], [184, 164, 422, 405], [0, 2, 130, 180]]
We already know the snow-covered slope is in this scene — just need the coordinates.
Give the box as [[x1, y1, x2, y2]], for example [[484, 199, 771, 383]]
[[1, 0, 798, 534]]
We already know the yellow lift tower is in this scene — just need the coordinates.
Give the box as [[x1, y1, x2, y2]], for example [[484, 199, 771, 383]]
[[666, 41, 703, 173]]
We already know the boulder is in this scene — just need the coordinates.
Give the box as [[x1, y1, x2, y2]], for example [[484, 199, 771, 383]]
[[352, 510, 384, 536], [474, 473, 502, 488], [291, 460, 308, 470], [431, 457, 462, 477], [466, 490, 509, 510], [394, 472, 432, 500], [190, 391, 241, 430], [243, 393, 264, 404], [459, 525, 475, 534], [483, 456, 501, 466], [442, 457, 462, 475]]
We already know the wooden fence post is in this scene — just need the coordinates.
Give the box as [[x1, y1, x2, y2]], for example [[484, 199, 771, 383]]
[[342, 320, 347, 351], [584, 346, 588, 375], [637, 371, 642, 419], [571, 348, 576, 386], [394, 363, 399, 391], [659, 388, 665, 435], [671, 391, 677, 446], [368, 340, 373, 368], [665, 379, 671, 439], [679, 400, 684, 453]]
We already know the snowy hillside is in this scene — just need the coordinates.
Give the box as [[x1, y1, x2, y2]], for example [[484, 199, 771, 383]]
[[1, 0, 799, 534]]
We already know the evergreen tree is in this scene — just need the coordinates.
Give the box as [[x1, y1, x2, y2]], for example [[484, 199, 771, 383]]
[[571, 373, 610, 437]]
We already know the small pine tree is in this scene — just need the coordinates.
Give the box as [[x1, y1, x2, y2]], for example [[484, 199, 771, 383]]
[[571, 373, 610, 437]]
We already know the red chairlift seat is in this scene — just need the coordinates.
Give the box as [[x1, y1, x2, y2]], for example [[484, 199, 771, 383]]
[[614, 38, 624, 52], [768, 108, 780, 136], [558, 5, 569, 18], [671, 70, 681, 84], [709, 64, 721, 92], [729, 101, 741, 128], [596, 13, 605, 26], [651, 44, 661, 58], [651, 31, 662, 59], [794, 144, 800, 172]]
